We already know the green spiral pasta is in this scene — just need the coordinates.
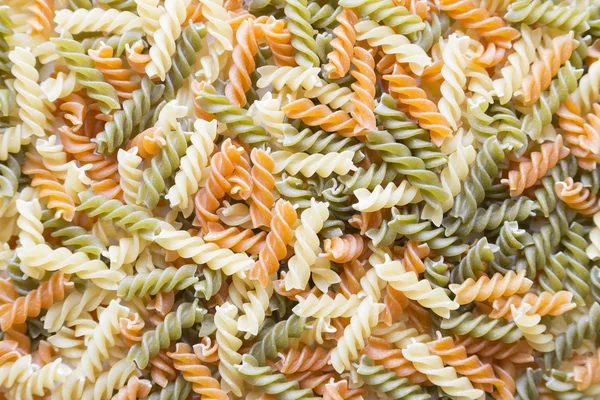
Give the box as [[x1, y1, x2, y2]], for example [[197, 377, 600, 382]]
[[424, 257, 450, 296], [93, 77, 165, 154], [117, 266, 198, 300], [569, 34, 590, 70], [439, 311, 523, 343], [543, 369, 585, 400], [450, 137, 506, 222], [415, 11, 449, 52], [490, 102, 528, 155], [489, 221, 533, 275], [556, 222, 591, 306], [515, 368, 542, 400], [319, 178, 353, 222], [376, 94, 447, 170], [308, 3, 341, 29], [127, 300, 206, 369], [0, 6, 12, 78], [356, 356, 430, 400], [281, 124, 364, 161], [165, 23, 206, 100], [581, 168, 600, 197], [248, 314, 305, 365], [237, 354, 319, 400], [0, 153, 20, 198], [97, 0, 136, 11], [339, 0, 424, 35], [505, 0, 590, 33], [591, 266, 600, 303], [249, 0, 284, 12], [340, 162, 397, 194], [81, 31, 143, 56], [467, 99, 496, 146], [0, 79, 15, 117], [544, 302, 600, 369], [137, 126, 187, 209], [284, 0, 320, 68], [66, 0, 92, 9], [521, 62, 583, 141], [315, 32, 333, 65], [450, 237, 497, 284], [194, 268, 223, 300], [366, 130, 447, 207], [539, 252, 570, 301], [76, 191, 163, 237], [443, 197, 536, 236], [275, 173, 314, 210], [531, 157, 577, 218], [52, 33, 120, 114], [6, 253, 38, 296], [142, 376, 191, 400], [195, 83, 270, 145], [42, 210, 107, 258]]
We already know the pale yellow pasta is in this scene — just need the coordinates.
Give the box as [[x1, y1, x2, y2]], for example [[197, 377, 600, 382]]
[[54, 9, 142, 34], [293, 293, 362, 318], [40, 71, 79, 102], [353, 181, 422, 212], [117, 148, 143, 206], [438, 34, 470, 131], [511, 304, 555, 352], [16, 197, 44, 249], [216, 302, 244, 397], [36, 135, 68, 180], [257, 66, 323, 91], [271, 150, 356, 178]]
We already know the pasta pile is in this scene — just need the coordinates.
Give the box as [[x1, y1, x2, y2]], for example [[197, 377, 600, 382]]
[[3, 0, 600, 398]]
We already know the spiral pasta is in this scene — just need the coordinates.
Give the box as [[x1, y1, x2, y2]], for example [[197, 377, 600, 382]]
[[449, 270, 533, 305], [505, 0, 590, 33], [54, 8, 141, 34]]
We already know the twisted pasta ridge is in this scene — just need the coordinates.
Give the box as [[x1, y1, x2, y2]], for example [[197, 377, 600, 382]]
[[22, 152, 75, 222], [0, 126, 26, 162], [455, 336, 534, 364], [0, 356, 35, 390], [363, 337, 427, 384], [451, 237, 497, 283], [117, 266, 198, 300], [555, 177, 600, 216], [340, 162, 397, 193], [127, 301, 205, 369], [370, 248, 458, 318], [250, 199, 297, 287], [559, 101, 600, 171], [491, 291, 575, 319], [261, 18, 294, 67], [237, 281, 272, 337], [143, 376, 192, 400], [518, 32, 577, 105], [168, 343, 227, 399], [14, 359, 70, 398], [414, 8, 449, 52], [238, 354, 319, 399], [350, 46, 376, 131], [304, 81, 353, 112], [195, 83, 270, 145], [226, 20, 258, 107], [440, 311, 523, 343], [505, 0, 590, 33], [272, 150, 356, 178], [437, 0, 519, 48], [89, 43, 138, 101], [165, 22, 206, 100], [443, 197, 535, 237], [27, 0, 53, 38], [282, 98, 359, 137], [42, 215, 107, 258], [339, 0, 425, 35], [249, 314, 306, 365], [44, 286, 111, 332], [285, 199, 328, 290], [489, 221, 533, 275], [0, 273, 72, 331], [94, 77, 165, 154], [0, 340, 21, 366], [282, 125, 364, 162], [204, 222, 266, 255], [52, 35, 120, 114], [308, 3, 340, 28], [117, 148, 142, 206], [154, 227, 254, 276], [249, 148, 275, 228], [16, 198, 43, 249], [323, 9, 357, 79], [491, 102, 529, 153], [427, 333, 503, 393], [214, 302, 243, 396], [520, 62, 583, 141], [356, 356, 429, 400], [6, 254, 38, 297], [353, 181, 420, 212], [274, 346, 331, 374], [493, 25, 541, 104], [322, 234, 364, 263], [193, 139, 244, 231], [514, 367, 543, 400], [560, 222, 592, 306], [450, 270, 533, 305], [510, 304, 555, 352], [284, 0, 319, 68], [451, 137, 506, 221], [293, 293, 362, 318], [503, 136, 570, 197], [195, 269, 223, 300], [112, 376, 152, 400], [54, 8, 141, 34], [257, 66, 321, 91], [438, 34, 469, 130], [403, 342, 482, 399], [323, 379, 365, 400]]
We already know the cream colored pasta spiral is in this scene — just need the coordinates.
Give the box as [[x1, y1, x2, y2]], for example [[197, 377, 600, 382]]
[[587, 211, 600, 260], [248, 93, 286, 142], [117, 148, 143, 206], [40, 71, 78, 102], [257, 66, 323, 91], [237, 280, 273, 338], [0, 356, 35, 389], [304, 81, 354, 112], [44, 286, 114, 332], [16, 198, 44, 249], [284, 199, 329, 290], [216, 302, 244, 397], [9, 359, 71, 399], [36, 135, 68, 180], [54, 9, 142, 35], [104, 234, 149, 271], [135, 0, 162, 40], [198, 0, 233, 82], [0, 126, 28, 162], [293, 293, 363, 318], [80, 360, 137, 400], [353, 181, 422, 212], [271, 150, 356, 178], [511, 304, 555, 353], [438, 34, 470, 130]]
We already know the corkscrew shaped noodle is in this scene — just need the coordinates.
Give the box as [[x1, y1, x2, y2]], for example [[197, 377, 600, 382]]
[[215, 302, 243, 396], [204, 222, 266, 255], [449, 270, 533, 305], [511, 304, 555, 352], [501, 136, 570, 196], [113, 376, 152, 400], [282, 99, 359, 137], [226, 19, 258, 107], [322, 234, 365, 263], [193, 139, 244, 231], [356, 355, 429, 400], [353, 181, 421, 212], [88, 42, 139, 101], [505, 0, 590, 33], [168, 343, 227, 399], [284, 0, 319, 68], [350, 46, 376, 132], [257, 66, 322, 91], [438, 34, 470, 130], [403, 342, 483, 399], [27, 0, 53, 38], [0, 273, 73, 331], [249, 148, 275, 228], [363, 337, 428, 384], [490, 291, 576, 319], [271, 150, 356, 178], [117, 265, 198, 300], [323, 8, 358, 79], [54, 8, 142, 34], [250, 199, 297, 287], [384, 63, 451, 145], [260, 18, 295, 67], [274, 347, 331, 374], [555, 177, 600, 216], [293, 293, 362, 318]]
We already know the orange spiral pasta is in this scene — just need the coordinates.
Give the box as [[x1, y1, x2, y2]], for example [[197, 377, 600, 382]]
[[31, 340, 54, 366], [225, 19, 259, 107], [324, 9, 358, 79], [350, 46, 376, 132], [27, 0, 53, 38], [322, 234, 365, 263], [399, 240, 429, 274], [381, 285, 409, 326], [119, 314, 145, 347], [454, 336, 534, 364], [60, 93, 87, 131], [204, 221, 266, 255], [154, 291, 176, 317], [557, 99, 600, 171], [126, 41, 151, 76], [363, 336, 429, 384], [89, 43, 139, 101], [518, 32, 577, 105], [427, 332, 503, 393], [501, 135, 571, 196], [249, 148, 275, 229], [168, 342, 228, 400], [150, 350, 177, 388], [573, 350, 600, 391], [323, 379, 366, 400], [291, 371, 337, 395], [274, 346, 332, 374], [228, 149, 253, 200], [0, 340, 22, 366], [194, 337, 219, 364], [0, 273, 73, 331], [0, 279, 18, 305], [3, 324, 31, 355], [185, 1, 203, 26], [249, 199, 297, 287], [281, 99, 359, 137], [421, 59, 444, 83], [22, 152, 76, 221], [193, 138, 244, 232], [492, 360, 516, 400], [490, 291, 576, 319], [261, 18, 295, 67], [555, 177, 600, 216], [113, 376, 153, 400], [90, 179, 123, 201], [338, 259, 367, 297], [126, 127, 163, 159], [384, 64, 452, 146], [449, 270, 533, 305], [349, 211, 384, 235], [436, 0, 520, 50]]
